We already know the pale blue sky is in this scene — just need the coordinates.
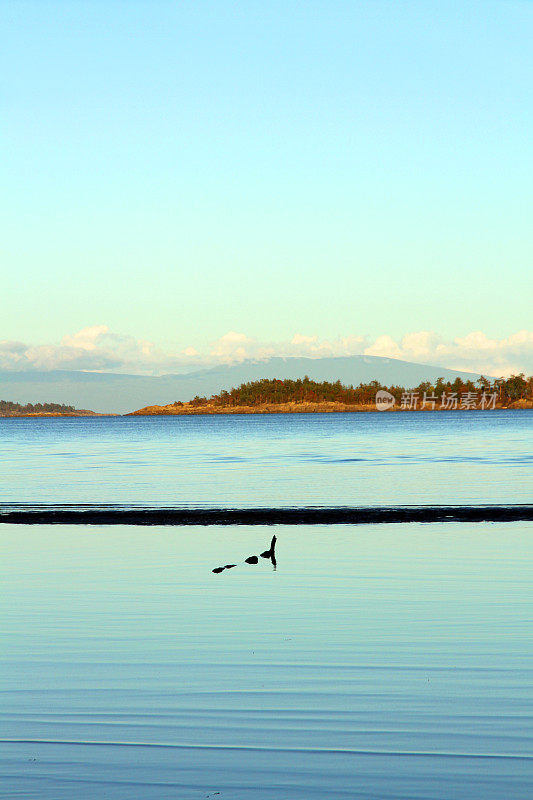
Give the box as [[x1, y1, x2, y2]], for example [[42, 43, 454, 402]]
[[2, 0, 532, 356]]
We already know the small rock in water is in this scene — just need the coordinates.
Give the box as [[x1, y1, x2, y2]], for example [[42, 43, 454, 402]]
[[245, 556, 258, 564], [212, 566, 225, 573], [224, 564, 237, 569]]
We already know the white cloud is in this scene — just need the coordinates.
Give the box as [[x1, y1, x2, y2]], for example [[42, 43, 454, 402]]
[[363, 330, 533, 377], [206, 332, 368, 363], [364, 335, 402, 360], [62, 325, 110, 351], [0, 326, 197, 375], [210, 331, 256, 363], [291, 334, 317, 346], [1, 326, 532, 377]]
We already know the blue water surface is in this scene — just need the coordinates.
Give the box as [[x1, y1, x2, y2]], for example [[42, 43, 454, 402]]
[[1, 412, 532, 798], [1, 410, 532, 507], [1, 522, 532, 799]]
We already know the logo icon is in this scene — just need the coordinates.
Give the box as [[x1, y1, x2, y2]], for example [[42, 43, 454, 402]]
[[375, 390, 396, 411]]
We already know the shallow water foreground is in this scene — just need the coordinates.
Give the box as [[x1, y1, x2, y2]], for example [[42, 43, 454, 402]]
[[1, 522, 532, 799]]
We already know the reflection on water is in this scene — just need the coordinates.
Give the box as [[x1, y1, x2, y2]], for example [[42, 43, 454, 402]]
[[1, 522, 532, 799]]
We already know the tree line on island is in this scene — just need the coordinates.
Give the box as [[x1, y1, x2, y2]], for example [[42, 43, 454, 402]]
[[175, 372, 533, 410], [0, 400, 94, 416]]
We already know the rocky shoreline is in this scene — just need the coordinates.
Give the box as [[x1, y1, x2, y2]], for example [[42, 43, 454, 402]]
[[128, 399, 533, 416]]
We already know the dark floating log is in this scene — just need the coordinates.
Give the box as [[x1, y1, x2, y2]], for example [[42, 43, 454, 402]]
[[1, 505, 532, 526]]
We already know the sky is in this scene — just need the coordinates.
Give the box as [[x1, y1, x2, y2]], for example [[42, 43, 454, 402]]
[[1, 0, 532, 376]]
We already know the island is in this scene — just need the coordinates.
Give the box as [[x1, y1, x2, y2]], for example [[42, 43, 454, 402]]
[[0, 401, 104, 417], [129, 375, 533, 415]]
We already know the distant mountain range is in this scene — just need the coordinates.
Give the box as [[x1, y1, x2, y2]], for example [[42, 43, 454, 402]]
[[0, 356, 482, 414]]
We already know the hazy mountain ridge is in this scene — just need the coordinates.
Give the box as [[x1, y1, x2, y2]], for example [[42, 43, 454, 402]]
[[0, 355, 482, 414]]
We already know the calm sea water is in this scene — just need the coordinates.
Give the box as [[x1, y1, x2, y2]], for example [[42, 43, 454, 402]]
[[1, 413, 532, 798], [1, 522, 532, 799], [1, 410, 532, 506]]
